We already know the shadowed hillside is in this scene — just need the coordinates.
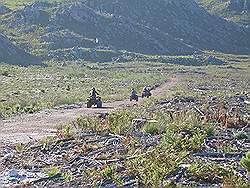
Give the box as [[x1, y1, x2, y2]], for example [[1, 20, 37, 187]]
[[0, 33, 41, 66], [0, 0, 249, 65]]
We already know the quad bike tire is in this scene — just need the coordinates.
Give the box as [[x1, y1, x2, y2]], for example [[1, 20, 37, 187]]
[[130, 95, 138, 101], [142, 92, 151, 98], [146, 94, 151, 98], [87, 100, 92, 108], [136, 97, 138, 101], [96, 100, 102, 108]]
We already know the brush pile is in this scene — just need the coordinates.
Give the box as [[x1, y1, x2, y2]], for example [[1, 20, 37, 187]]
[[0, 94, 249, 187]]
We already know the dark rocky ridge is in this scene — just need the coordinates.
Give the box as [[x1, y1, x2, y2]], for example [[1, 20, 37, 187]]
[[81, 0, 249, 54], [0, 34, 40, 66], [0, 0, 250, 65], [52, 1, 198, 56], [227, 0, 250, 12]]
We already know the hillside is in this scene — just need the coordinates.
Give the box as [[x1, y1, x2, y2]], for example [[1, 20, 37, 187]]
[[196, 0, 250, 26], [0, 33, 40, 66], [0, 0, 249, 65]]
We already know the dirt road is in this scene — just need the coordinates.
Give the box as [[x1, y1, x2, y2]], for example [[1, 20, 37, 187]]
[[0, 77, 177, 144]]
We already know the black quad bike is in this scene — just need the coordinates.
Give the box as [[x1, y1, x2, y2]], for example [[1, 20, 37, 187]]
[[130, 94, 139, 102], [87, 96, 102, 108], [141, 90, 152, 98]]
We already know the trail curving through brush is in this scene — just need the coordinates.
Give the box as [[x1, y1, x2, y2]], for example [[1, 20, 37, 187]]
[[0, 76, 178, 145]]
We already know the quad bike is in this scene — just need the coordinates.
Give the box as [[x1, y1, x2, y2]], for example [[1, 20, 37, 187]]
[[87, 96, 102, 108], [130, 94, 139, 102], [141, 90, 152, 98]]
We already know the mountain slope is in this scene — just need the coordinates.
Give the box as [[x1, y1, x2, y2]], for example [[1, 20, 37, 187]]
[[0, 34, 40, 66], [0, 0, 249, 65], [82, 0, 249, 53], [196, 0, 250, 26]]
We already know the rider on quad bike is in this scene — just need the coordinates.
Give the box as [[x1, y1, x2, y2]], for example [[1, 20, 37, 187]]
[[90, 87, 99, 100], [141, 86, 152, 98], [87, 88, 102, 108], [130, 88, 139, 101]]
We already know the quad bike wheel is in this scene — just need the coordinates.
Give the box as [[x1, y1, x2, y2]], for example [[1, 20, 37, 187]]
[[96, 100, 102, 108], [130, 95, 138, 102], [142, 91, 151, 98], [87, 100, 92, 108]]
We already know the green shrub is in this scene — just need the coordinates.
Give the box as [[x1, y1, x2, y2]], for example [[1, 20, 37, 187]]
[[46, 167, 60, 177], [144, 122, 159, 135], [234, 131, 248, 140], [240, 152, 250, 172]]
